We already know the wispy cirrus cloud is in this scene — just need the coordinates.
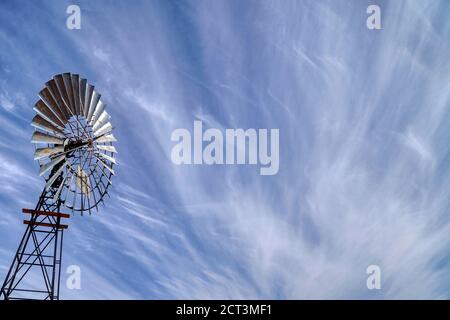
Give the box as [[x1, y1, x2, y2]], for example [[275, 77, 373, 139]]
[[0, 0, 449, 299]]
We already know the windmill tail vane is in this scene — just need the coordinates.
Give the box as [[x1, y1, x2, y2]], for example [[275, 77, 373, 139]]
[[0, 73, 116, 300]]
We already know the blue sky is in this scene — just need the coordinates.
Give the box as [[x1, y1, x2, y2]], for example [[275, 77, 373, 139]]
[[1, 0, 450, 299]]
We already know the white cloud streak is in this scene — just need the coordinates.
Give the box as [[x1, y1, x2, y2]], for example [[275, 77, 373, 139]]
[[0, 0, 450, 299]]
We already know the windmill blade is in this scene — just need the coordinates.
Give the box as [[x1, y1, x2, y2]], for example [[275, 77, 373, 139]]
[[96, 152, 116, 164], [45, 162, 67, 190], [95, 134, 117, 143], [54, 74, 74, 117], [53, 172, 68, 201], [39, 154, 66, 176], [38, 87, 66, 123], [84, 84, 94, 118], [87, 91, 101, 123], [94, 160, 114, 185], [62, 73, 75, 115], [34, 146, 64, 160], [94, 122, 113, 137], [93, 111, 110, 132], [89, 101, 106, 126], [45, 80, 70, 121], [63, 173, 75, 203], [31, 115, 65, 138], [91, 167, 111, 194], [97, 145, 117, 153], [34, 100, 64, 129], [71, 74, 81, 115], [31, 131, 65, 145], [86, 174, 96, 211], [76, 166, 91, 196], [79, 78, 87, 115]]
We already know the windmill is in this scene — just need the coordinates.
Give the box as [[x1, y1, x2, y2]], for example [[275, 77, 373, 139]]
[[0, 73, 117, 300]]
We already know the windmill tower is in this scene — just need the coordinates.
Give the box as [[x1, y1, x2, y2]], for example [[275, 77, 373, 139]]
[[0, 73, 117, 300]]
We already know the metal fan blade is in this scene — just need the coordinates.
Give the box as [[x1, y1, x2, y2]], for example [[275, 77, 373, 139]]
[[53, 173, 68, 201], [93, 111, 110, 132], [54, 74, 74, 117], [71, 74, 80, 115], [96, 152, 116, 164], [96, 166, 113, 185], [39, 154, 66, 176], [31, 115, 65, 138], [95, 134, 117, 143], [76, 166, 91, 196], [89, 101, 106, 126], [79, 78, 87, 115], [45, 162, 67, 190], [45, 80, 70, 121], [84, 84, 94, 118], [102, 173, 113, 185], [97, 157, 115, 175], [63, 173, 75, 202], [94, 122, 112, 137], [34, 146, 64, 160], [97, 145, 117, 153], [34, 100, 64, 129], [87, 91, 100, 123], [38, 87, 66, 123], [31, 131, 65, 144], [62, 73, 75, 115]]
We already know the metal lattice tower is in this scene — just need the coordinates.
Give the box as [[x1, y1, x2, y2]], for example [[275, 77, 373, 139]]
[[1, 73, 116, 300], [0, 188, 68, 300]]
